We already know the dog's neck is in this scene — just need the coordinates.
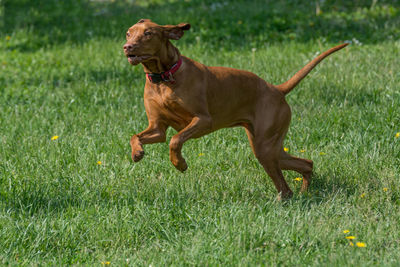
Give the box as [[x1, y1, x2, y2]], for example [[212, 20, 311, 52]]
[[142, 41, 180, 73]]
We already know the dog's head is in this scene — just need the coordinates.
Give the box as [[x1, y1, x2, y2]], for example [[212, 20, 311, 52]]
[[123, 19, 191, 65]]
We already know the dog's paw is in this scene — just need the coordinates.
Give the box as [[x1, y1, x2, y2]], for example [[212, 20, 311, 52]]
[[300, 172, 312, 192], [172, 158, 188, 172], [276, 190, 293, 201], [132, 149, 145, 162], [177, 161, 188, 172]]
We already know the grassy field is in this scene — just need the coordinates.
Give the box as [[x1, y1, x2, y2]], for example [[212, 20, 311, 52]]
[[1, 0, 400, 265]]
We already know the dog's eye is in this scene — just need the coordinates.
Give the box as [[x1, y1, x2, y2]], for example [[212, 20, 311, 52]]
[[126, 32, 131, 38], [144, 31, 152, 36]]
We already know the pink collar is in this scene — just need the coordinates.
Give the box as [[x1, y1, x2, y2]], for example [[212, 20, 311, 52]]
[[146, 57, 182, 84]]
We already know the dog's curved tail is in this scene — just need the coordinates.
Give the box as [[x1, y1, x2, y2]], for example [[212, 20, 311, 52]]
[[276, 43, 349, 95]]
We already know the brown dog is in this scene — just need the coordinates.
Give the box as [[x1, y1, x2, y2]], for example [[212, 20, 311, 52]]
[[123, 19, 348, 199]]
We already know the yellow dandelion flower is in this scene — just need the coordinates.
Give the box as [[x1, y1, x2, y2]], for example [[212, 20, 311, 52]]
[[284, 147, 289, 152], [343, 230, 350, 234], [349, 242, 354, 246], [319, 152, 326, 155], [51, 135, 59, 140], [300, 149, 306, 153], [383, 187, 388, 192], [198, 153, 204, 156], [294, 177, 302, 181], [6, 36, 11, 41], [97, 161, 102, 165], [237, 20, 243, 24], [345, 236, 356, 240], [356, 242, 366, 247], [101, 261, 110, 265], [395, 132, 400, 138], [360, 193, 365, 198]]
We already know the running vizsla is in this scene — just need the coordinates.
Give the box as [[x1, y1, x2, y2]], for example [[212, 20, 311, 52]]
[[123, 19, 348, 199]]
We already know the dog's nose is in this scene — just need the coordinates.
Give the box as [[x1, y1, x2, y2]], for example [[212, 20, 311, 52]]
[[123, 44, 133, 50]]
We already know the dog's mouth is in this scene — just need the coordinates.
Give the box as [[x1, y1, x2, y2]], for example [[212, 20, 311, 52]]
[[126, 54, 151, 65]]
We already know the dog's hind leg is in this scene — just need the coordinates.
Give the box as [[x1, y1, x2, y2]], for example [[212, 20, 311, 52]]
[[254, 135, 293, 200], [244, 123, 293, 200], [279, 151, 313, 192]]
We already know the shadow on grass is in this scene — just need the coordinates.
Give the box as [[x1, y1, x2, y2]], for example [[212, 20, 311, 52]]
[[2, 0, 400, 52], [0, 169, 360, 217], [290, 172, 360, 208]]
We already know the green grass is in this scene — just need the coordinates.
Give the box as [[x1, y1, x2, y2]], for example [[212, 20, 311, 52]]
[[1, 0, 400, 265]]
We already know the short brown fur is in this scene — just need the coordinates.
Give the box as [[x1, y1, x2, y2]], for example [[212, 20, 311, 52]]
[[123, 19, 348, 199]]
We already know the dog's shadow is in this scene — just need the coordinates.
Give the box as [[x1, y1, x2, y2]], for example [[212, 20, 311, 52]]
[[287, 171, 359, 207]]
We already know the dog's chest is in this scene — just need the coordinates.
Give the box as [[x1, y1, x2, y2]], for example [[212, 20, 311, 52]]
[[147, 86, 193, 130]]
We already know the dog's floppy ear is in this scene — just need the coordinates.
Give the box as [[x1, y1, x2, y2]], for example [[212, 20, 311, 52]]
[[163, 23, 191, 40], [137, 18, 151, 24]]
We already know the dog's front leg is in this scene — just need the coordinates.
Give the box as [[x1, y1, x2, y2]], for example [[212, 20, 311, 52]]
[[130, 123, 167, 162], [169, 116, 212, 172]]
